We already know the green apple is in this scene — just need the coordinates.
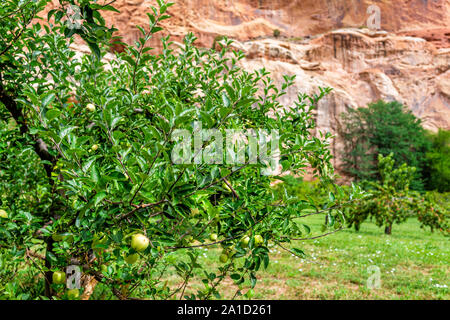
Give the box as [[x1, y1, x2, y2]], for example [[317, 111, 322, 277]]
[[52, 271, 66, 285], [240, 236, 250, 248], [219, 254, 228, 263], [222, 247, 235, 258], [86, 103, 96, 112], [0, 209, 8, 219], [91, 144, 99, 151], [52, 234, 63, 242], [209, 233, 218, 241], [131, 233, 149, 252], [67, 288, 80, 300], [52, 233, 74, 243], [254, 234, 264, 246], [124, 253, 139, 264]]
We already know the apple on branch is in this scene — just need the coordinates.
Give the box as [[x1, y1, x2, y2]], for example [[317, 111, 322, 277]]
[[131, 233, 150, 252], [52, 270, 66, 285]]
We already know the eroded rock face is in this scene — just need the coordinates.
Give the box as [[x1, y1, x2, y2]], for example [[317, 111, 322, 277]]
[[40, 0, 450, 138], [42, 0, 450, 47], [237, 29, 449, 137]]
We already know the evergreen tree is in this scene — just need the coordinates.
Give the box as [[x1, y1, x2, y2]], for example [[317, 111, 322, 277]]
[[339, 100, 430, 190]]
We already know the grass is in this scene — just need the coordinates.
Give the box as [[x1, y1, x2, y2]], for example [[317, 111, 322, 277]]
[[166, 216, 449, 300], [6, 213, 446, 300]]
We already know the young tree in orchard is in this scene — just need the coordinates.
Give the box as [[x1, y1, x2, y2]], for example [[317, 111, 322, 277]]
[[347, 154, 449, 235], [0, 0, 362, 299]]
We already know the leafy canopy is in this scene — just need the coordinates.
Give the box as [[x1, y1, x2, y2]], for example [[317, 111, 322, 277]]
[[347, 154, 449, 235], [0, 0, 362, 299], [423, 129, 450, 192], [339, 100, 430, 191]]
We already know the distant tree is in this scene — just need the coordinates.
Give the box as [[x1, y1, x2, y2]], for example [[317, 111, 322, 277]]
[[347, 154, 449, 235], [339, 100, 430, 190], [423, 129, 450, 192]]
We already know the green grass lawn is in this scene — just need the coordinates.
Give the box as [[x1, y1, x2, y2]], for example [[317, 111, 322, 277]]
[[170, 216, 449, 300]]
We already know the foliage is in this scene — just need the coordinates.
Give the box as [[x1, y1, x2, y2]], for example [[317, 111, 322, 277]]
[[273, 175, 365, 236], [339, 100, 431, 191], [423, 129, 450, 192], [211, 35, 226, 50], [0, 0, 361, 300], [347, 154, 449, 235], [273, 176, 327, 204]]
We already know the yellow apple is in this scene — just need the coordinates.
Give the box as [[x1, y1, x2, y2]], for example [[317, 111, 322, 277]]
[[86, 103, 96, 112], [67, 288, 80, 300], [52, 271, 66, 285], [254, 234, 264, 246], [209, 233, 218, 241], [0, 209, 8, 219], [124, 253, 139, 264], [131, 233, 149, 252], [91, 144, 99, 151], [219, 254, 228, 263], [240, 236, 250, 248]]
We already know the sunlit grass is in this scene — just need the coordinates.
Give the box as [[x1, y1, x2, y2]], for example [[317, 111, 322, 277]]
[[160, 215, 449, 300]]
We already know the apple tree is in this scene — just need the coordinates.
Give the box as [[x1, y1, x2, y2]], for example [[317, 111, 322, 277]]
[[347, 154, 449, 235], [0, 0, 361, 299]]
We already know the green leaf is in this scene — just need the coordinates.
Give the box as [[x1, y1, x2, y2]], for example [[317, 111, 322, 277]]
[[42, 93, 55, 108], [250, 272, 257, 288], [291, 248, 306, 258], [91, 164, 100, 183], [328, 192, 335, 202], [86, 41, 101, 59], [45, 109, 60, 121], [93, 192, 107, 207], [222, 92, 231, 108], [230, 273, 241, 281]]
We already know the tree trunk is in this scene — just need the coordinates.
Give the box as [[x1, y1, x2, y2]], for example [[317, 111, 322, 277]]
[[2, 84, 59, 299], [384, 224, 392, 235], [44, 237, 55, 298], [81, 275, 98, 300]]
